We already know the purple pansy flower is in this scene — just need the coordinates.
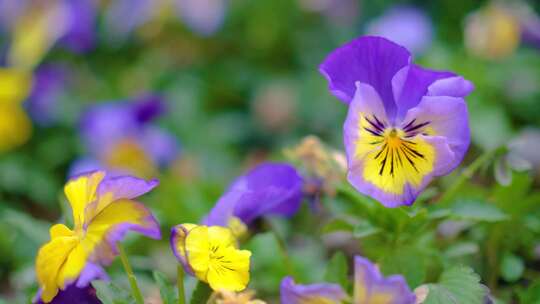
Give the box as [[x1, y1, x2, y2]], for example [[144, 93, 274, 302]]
[[366, 6, 433, 55], [59, 0, 97, 53], [280, 276, 348, 303], [203, 162, 304, 227], [25, 65, 67, 125], [353, 256, 415, 304], [70, 94, 179, 178], [320, 36, 473, 207], [280, 256, 415, 304]]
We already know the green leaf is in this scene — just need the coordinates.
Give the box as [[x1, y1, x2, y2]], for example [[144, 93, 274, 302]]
[[424, 266, 486, 304], [353, 221, 380, 239], [518, 279, 540, 303], [190, 281, 212, 304], [500, 253, 524, 283], [321, 218, 354, 234], [379, 247, 427, 288], [93, 281, 133, 304], [324, 252, 349, 291], [451, 200, 508, 222], [153, 271, 175, 304]]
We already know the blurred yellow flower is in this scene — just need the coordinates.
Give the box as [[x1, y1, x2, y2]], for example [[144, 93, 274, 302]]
[[465, 3, 521, 59], [0, 68, 32, 153], [170, 224, 252, 291], [8, 1, 70, 70], [210, 289, 266, 304]]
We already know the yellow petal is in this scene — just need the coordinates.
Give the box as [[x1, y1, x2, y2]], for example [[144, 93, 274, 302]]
[[64, 171, 105, 229], [49, 224, 74, 239], [207, 246, 251, 291], [8, 3, 69, 70], [208, 226, 236, 249], [35, 236, 78, 303], [0, 68, 32, 103], [0, 103, 32, 153], [84, 199, 160, 265], [185, 226, 211, 278], [56, 244, 90, 288]]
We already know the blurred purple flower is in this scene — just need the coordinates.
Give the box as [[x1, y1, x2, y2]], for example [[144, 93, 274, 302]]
[[353, 256, 415, 303], [320, 36, 473, 207], [203, 162, 304, 227], [366, 6, 433, 54], [280, 256, 415, 303], [25, 65, 67, 125], [59, 0, 97, 53], [174, 0, 227, 36], [71, 95, 179, 178], [280, 276, 347, 303]]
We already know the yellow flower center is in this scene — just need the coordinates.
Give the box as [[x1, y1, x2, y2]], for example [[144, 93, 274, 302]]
[[355, 114, 436, 195]]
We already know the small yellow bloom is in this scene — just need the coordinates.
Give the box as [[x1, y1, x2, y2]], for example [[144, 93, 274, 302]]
[[8, 2, 70, 70], [170, 224, 252, 291], [0, 68, 33, 153], [465, 3, 521, 59]]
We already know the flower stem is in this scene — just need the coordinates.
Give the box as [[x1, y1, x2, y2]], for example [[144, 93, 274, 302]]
[[438, 147, 504, 206], [177, 265, 186, 304], [118, 245, 145, 304]]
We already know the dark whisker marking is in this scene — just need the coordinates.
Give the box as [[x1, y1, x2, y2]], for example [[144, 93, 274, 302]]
[[365, 116, 385, 133], [374, 144, 387, 159], [401, 142, 425, 158], [400, 146, 419, 172], [402, 119, 416, 130], [373, 115, 387, 130], [396, 147, 404, 167], [370, 140, 384, 145], [379, 146, 390, 176], [390, 147, 395, 177], [404, 121, 430, 133], [364, 127, 382, 137]]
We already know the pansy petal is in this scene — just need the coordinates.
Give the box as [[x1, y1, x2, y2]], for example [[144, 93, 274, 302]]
[[206, 246, 251, 291], [170, 224, 198, 275], [140, 126, 180, 166], [184, 226, 211, 278], [76, 262, 109, 288], [203, 163, 303, 226], [354, 256, 416, 304], [84, 199, 161, 265], [34, 284, 102, 304], [401, 96, 470, 172], [64, 171, 105, 229], [427, 76, 474, 98], [0, 68, 32, 103], [85, 175, 159, 222], [393, 64, 454, 120], [320, 36, 411, 114], [50, 224, 74, 239], [36, 237, 79, 303], [280, 276, 347, 304]]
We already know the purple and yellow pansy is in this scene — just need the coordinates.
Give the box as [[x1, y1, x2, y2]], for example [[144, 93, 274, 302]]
[[35, 171, 161, 303], [320, 36, 473, 207]]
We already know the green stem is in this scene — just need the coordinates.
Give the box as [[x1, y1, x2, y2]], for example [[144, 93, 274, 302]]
[[118, 245, 145, 304], [438, 148, 503, 206], [177, 265, 186, 304]]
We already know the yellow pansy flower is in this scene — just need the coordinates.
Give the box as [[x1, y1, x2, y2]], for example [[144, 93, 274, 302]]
[[170, 223, 251, 291]]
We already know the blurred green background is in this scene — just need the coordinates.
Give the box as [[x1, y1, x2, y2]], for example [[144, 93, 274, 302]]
[[1, 0, 540, 303]]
